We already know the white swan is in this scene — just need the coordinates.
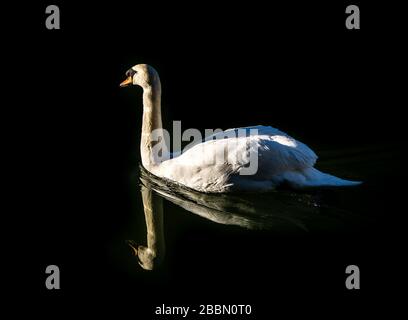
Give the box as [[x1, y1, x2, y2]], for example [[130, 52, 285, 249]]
[[120, 64, 361, 193]]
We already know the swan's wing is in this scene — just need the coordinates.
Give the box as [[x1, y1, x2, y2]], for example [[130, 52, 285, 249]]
[[158, 125, 317, 192], [254, 133, 318, 174], [203, 125, 284, 141], [203, 125, 317, 172]]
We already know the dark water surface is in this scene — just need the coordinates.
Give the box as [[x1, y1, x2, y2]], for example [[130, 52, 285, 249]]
[[9, 2, 406, 317], [102, 144, 403, 307]]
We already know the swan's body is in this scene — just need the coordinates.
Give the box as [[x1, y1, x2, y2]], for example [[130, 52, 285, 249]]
[[120, 64, 361, 193]]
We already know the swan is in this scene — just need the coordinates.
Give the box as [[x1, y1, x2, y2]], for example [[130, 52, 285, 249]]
[[120, 64, 361, 193]]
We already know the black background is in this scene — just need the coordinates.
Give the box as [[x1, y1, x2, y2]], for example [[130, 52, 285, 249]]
[[5, 0, 407, 318]]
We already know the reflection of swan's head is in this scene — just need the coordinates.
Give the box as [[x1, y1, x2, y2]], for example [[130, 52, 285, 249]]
[[120, 64, 160, 90], [128, 241, 157, 271]]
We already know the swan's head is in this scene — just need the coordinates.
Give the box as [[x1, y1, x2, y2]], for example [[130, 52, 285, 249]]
[[128, 240, 159, 271], [120, 64, 160, 89]]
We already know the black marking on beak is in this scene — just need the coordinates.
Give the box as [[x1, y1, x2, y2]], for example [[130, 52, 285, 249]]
[[126, 69, 137, 78]]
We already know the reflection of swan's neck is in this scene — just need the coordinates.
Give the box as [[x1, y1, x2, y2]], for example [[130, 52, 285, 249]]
[[141, 81, 169, 170], [138, 186, 165, 270]]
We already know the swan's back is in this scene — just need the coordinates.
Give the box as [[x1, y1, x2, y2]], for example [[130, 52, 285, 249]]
[[154, 125, 319, 192]]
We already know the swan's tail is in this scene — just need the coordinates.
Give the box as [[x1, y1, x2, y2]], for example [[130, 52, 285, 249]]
[[289, 167, 362, 188]]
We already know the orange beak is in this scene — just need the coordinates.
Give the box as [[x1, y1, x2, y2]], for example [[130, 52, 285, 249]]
[[120, 76, 133, 87]]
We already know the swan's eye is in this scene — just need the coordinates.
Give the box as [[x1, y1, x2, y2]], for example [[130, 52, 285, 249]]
[[126, 69, 137, 77]]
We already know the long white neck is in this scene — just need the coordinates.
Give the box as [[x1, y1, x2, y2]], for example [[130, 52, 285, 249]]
[[140, 81, 169, 170]]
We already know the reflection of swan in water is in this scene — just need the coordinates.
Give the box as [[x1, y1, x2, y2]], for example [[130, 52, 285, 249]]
[[138, 166, 321, 231], [129, 166, 360, 270]]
